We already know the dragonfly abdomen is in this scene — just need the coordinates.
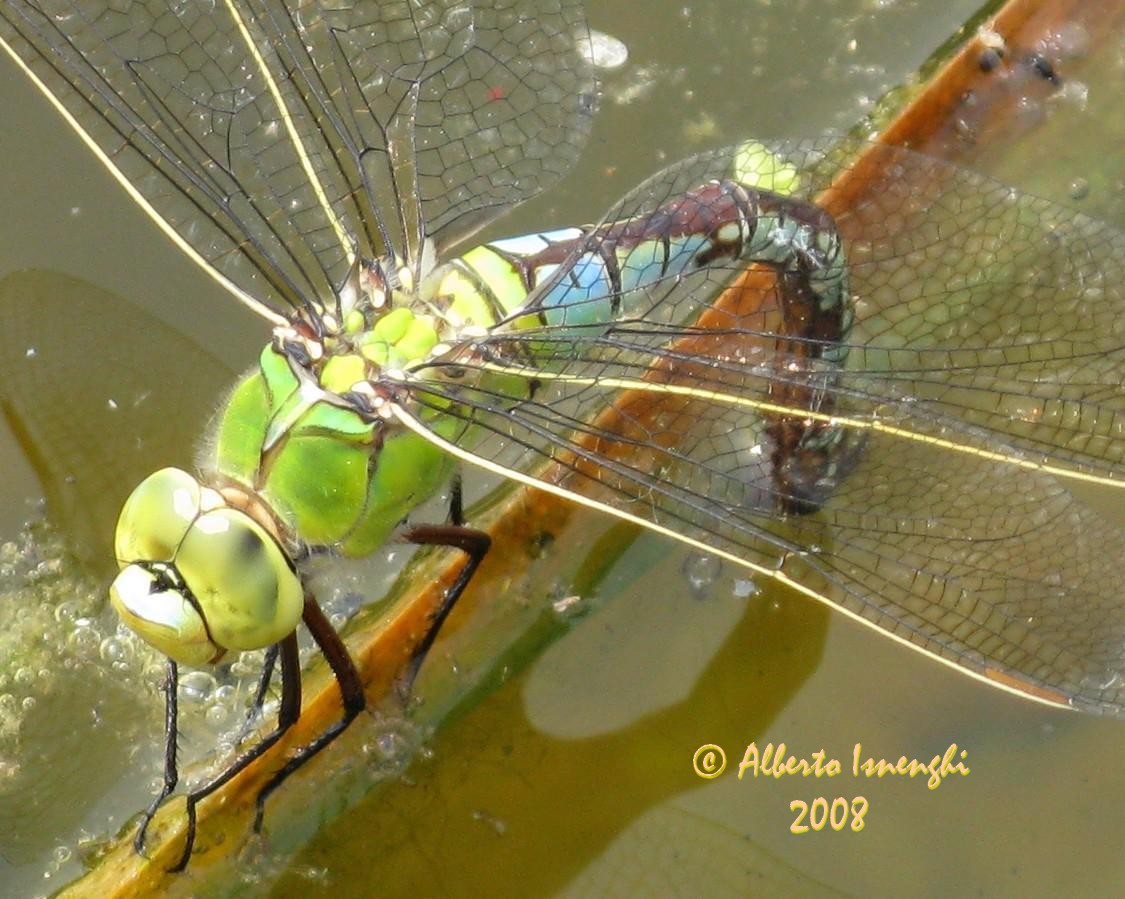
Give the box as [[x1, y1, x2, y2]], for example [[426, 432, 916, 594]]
[[430, 179, 851, 350], [426, 167, 858, 516]]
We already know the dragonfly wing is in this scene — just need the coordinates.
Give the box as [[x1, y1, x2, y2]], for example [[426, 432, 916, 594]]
[[826, 142, 1122, 480], [394, 141, 1125, 715], [0, 0, 595, 321]]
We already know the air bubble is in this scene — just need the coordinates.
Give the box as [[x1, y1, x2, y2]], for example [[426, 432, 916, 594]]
[[205, 704, 229, 726], [368, 728, 409, 762], [229, 653, 259, 679], [682, 553, 721, 597], [65, 626, 100, 658], [142, 658, 167, 681], [99, 636, 133, 665], [179, 670, 217, 703], [30, 557, 63, 580], [213, 684, 235, 704], [207, 684, 239, 727]]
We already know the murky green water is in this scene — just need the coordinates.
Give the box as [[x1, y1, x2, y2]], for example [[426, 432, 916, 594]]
[[0, 0, 1122, 896]]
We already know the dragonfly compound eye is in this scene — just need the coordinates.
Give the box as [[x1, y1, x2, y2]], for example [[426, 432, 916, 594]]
[[110, 467, 304, 665], [110, 563, 222, 667], [113, 467, 204, 566]]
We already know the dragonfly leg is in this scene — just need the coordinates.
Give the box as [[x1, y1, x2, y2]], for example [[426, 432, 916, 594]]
[[236, 643, 280, 738], [166, 633, 302, 872], [397, 522, 492, 695], [227, 643, 282, 749], [448, 473, 465, 526], [251, 644, 280, 715], [134, 659, 180, 855], [252, 594, 366, 833]]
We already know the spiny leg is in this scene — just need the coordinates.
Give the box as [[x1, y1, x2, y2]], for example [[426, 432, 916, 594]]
[[167, 633, 302, 872], [232, 644, 280, 744], [135, 658, 180, 855], [251, 499, 488, 827], [251, 644, 281, 715], [252, 594, 366, 831], [250, 500, 488, 832], [448, 473, 465, 526], [397, 519, 491, 694]]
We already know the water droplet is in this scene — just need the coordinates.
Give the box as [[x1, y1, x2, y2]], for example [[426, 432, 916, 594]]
[[551, 594, 585, 619], [471, 809, 508, 836], [582, 29, 628, 71], [732, 578, 760, 600], [293, 865, 329, 884]]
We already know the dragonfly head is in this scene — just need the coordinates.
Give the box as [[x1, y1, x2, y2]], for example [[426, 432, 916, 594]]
[[109, 468, 303, 667]]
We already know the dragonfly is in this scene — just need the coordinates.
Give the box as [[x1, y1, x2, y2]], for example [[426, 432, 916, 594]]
[[2, 0, 1122, 873]]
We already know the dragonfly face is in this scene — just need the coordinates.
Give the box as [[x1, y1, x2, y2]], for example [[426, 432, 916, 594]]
[[110, 467, 304, 667]]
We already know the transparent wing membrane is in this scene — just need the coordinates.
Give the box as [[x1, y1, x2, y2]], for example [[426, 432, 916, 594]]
[[0, 0, 595, 319], [399, 142, 1125, 714]]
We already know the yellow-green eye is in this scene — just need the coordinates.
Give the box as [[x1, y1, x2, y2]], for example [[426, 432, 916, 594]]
[[114, 467, 202, 567], [111, 468, 303, 665], [109, 564, 223, 667], [175, 509, 303, 652]]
